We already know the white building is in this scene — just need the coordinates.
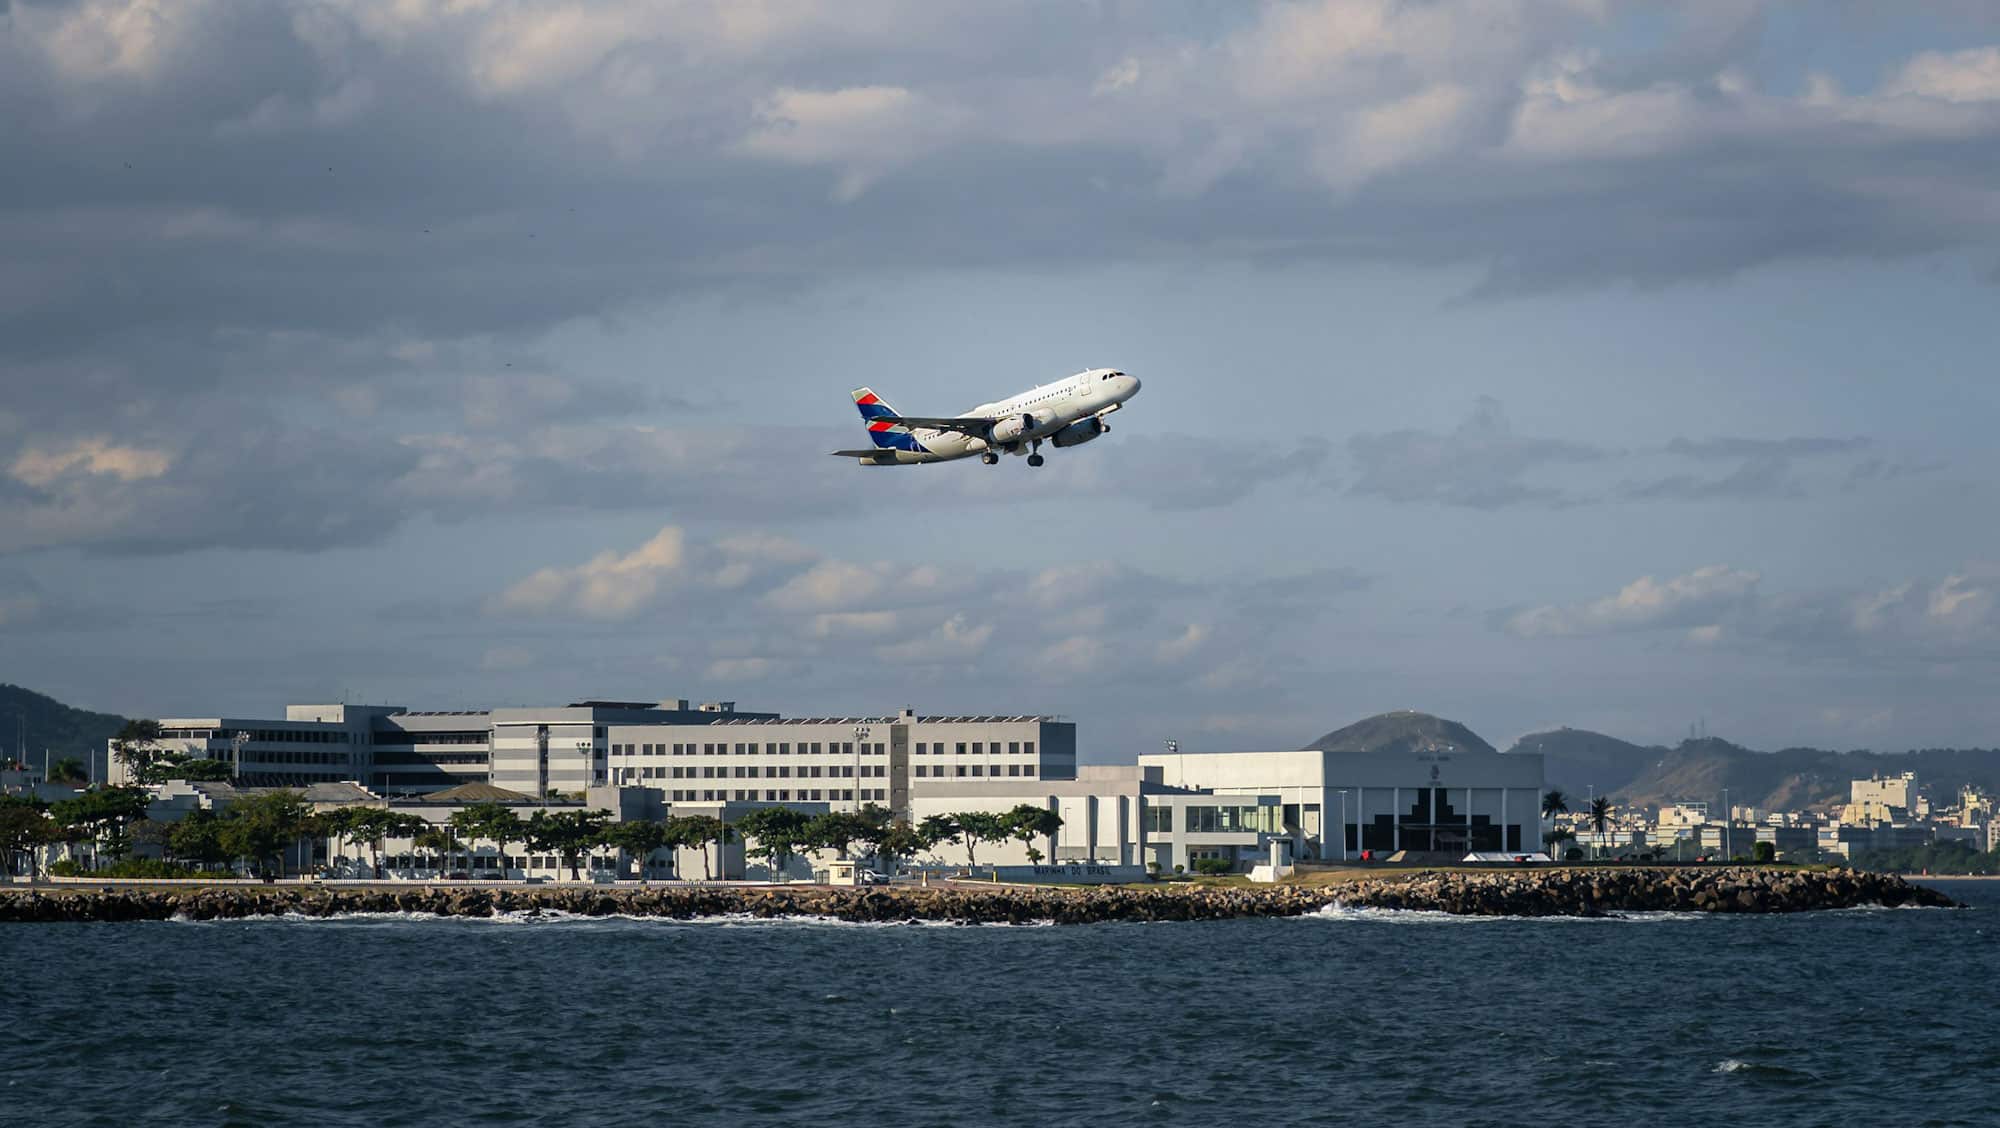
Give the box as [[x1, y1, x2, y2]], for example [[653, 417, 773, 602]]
[[1139, 743, 1544, 860], [115, 700, 1076, 815]]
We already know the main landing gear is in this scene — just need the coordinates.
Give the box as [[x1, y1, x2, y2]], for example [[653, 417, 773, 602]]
[[981, 452, 999, 465], [1027, 453, 1045, 467]]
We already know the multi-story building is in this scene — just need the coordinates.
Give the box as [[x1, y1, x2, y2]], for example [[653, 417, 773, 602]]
[[607, 709, 1075, 814], [1844, 771, 1923, 825], [117, 700, 1076, 817]]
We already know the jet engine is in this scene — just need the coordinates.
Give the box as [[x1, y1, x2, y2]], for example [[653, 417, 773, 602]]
[[987, 413, 1037, 444], [1050, 417, 1105, 448]]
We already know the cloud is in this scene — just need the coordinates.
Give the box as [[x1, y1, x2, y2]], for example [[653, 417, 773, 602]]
[[10, 437, 172, 487], [1884, 47, 2000, 104], [1502, 563, 2000, 661], [1502, 565, 1762, 638], [480, 524, 1373, 706], [1662, 436, 1870, 460], [1347, 396, 1602, 508]]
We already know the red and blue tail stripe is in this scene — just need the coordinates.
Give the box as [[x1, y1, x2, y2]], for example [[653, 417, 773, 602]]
[[852, 388, 927, 453]]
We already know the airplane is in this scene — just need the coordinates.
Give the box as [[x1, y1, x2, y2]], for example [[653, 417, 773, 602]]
[[831, 368, 1141, 467]]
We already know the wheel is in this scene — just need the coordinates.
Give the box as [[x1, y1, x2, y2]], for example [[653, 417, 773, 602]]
[[1027, 454, 1045, 467], [981, 452, 999, 465]]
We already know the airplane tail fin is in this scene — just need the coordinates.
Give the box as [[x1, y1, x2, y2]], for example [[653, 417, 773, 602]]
[[852, 387, 906, 449]]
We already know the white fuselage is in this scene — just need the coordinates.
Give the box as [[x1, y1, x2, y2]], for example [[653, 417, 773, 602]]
[[893, 368, 1141, 464]]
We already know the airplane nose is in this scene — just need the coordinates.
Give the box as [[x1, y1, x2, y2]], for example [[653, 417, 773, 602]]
[[1127, 374, 1141, 395]]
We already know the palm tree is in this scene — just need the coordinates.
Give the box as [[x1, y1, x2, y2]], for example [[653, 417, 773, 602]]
[[1587, 796, 1612, 859], [1541, 789, 1569, 819], [412, 827, 452, 878]]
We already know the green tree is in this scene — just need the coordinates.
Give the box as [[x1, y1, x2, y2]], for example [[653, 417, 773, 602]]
[[412, 827, 453, 876], [48, 786, 153, 868], [734, 806, 810, 881], [450, 801, 526, 873], [600, 820, 671, 879], [1541, 789, 1570, 820], [917, 814, 960, 860], [331, 808, 426, 879], [668, 814, 730, 881], [110, 719, 167, 783], [0, 797, 54, 878], [871, 821, 926, 875], [525, 809, 609, 881], [47, 757, 88, 785], [1543, 828, 1576, 859], [1586, 796, 1612, 859], [1751, 840, 1777, 864], [217, 791, 314, 877], [801, 811, 874, 858], [165, 809, 230, 871], [1003, 804, 1063, 864], [952, 811, 1012, 866]]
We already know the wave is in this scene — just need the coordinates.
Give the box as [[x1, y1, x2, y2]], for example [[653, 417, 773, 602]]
[[1295, 903, 1711, 924]]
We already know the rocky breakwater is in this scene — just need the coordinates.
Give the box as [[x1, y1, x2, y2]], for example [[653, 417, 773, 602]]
[[0, 883, 1336, 925], [0, 867, 1958, 924], [1330, 867, 1960, 917]]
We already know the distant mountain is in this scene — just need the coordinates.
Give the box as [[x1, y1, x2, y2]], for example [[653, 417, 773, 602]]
[[1308, 711, 1497, 757], [0, 683, 129, 781], [1505, 728, 1659, 797], [1529, 733, 2000, 812]]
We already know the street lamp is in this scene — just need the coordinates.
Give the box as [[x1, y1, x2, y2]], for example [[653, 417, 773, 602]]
[[576, 740, 593, 798], [1721, 788, 1731, 861], [851, 724, 871, 813], [231, 731, 250, 782]]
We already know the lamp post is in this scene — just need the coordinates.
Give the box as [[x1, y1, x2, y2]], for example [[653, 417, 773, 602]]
[[231, 731, 250, 783], [1721, 788, 1731, 862], [1337, 789, 1349, 862], [852, 724, 871, 813], [576, 740, 593, 800]]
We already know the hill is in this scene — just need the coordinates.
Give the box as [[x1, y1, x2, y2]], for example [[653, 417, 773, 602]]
[[1307, 710, 1496, 756], [1613, 740, 2000, 812], [0, 683, 129, 781], [1505, 728, 1659, 797]]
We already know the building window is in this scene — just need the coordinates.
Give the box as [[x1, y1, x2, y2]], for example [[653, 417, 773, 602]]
[[1024, 742, 1035, 757], [956, 742, 966, 755], [955, 765, 967, 777], [971, 764, 983, 776], [1009, 742, 1020, 754]]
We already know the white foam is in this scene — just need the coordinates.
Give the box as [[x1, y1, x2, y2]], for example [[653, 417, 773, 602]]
[[1714, 1059, 1749, 1073]]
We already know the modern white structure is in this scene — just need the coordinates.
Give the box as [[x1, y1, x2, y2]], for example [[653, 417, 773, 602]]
[[1140, 743, 1545, 860]]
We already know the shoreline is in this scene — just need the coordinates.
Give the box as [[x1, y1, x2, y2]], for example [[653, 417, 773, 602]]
[[0, 867, 1957, 924]]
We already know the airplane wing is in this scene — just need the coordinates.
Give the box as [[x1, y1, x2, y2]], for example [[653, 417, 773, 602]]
[[885, 416, 998, 436]]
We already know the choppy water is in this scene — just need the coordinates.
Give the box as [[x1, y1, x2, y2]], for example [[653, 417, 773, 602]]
[[4, 880, 1996, 1127]]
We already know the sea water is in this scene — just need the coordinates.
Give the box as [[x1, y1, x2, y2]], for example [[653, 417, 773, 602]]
[[3, 880, 1995, 1126]]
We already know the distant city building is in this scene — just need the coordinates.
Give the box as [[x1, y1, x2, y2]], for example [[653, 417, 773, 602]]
[[1844, 771, 1923, 825]]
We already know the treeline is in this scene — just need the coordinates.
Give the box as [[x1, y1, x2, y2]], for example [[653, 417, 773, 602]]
[[1848, 841, 2000, 876], [2, 788, 1064, 882]]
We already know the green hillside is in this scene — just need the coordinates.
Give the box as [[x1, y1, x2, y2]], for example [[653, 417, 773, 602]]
[[1505, 727, 1659, 797], [1308, 711, 1497, 756], [0, 683, 130, 779]]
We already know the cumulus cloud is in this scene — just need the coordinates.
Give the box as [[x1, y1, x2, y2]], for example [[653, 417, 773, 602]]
[[1502, 565, 1762, 638], [482, 524, 1371, 705], [1503, 563, 2000, 661]]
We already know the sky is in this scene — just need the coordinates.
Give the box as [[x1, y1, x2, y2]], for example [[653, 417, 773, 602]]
[[4, 0, 2000, 761]]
